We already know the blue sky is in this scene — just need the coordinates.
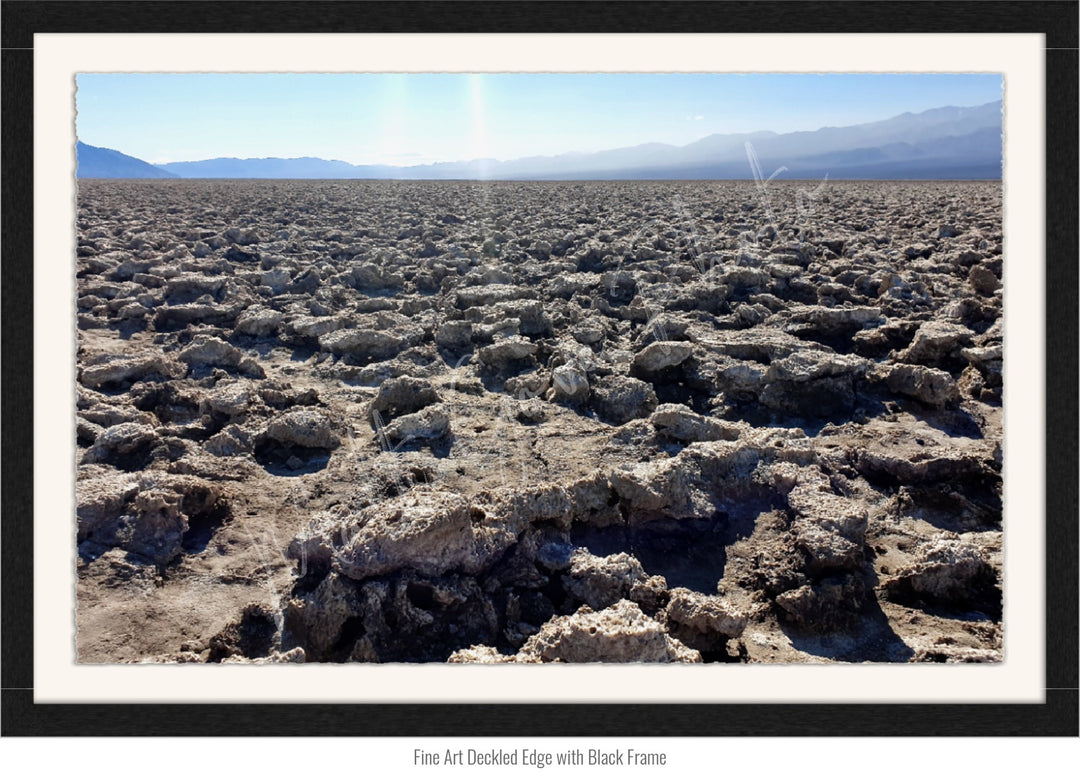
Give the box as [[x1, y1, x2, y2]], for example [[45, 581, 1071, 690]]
[[76, 73, 1002, 166]]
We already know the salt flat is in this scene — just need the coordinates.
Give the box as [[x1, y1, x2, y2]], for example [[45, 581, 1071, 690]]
[[74, 179, 1003, 664]]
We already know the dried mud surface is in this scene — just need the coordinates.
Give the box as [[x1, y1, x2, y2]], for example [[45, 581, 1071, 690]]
[[75, 180, 1003, 664]]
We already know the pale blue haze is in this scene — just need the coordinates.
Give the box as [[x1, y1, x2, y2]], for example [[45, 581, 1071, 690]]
[[76, 73, 1002, 166]]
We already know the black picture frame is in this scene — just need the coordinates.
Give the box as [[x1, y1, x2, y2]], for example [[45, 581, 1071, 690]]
[[2, 1, 1076, 737]]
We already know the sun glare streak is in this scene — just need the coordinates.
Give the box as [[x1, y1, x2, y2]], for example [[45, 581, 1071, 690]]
[[374, 74, 409, 166], [469, 74, 492, 175], [469, 74, 495, 251]]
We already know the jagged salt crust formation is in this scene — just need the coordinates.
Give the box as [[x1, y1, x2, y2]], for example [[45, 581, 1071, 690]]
[[75, 180, 1002, 664]]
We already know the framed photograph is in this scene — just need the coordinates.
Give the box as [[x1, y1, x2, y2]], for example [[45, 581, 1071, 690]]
[[2, 1, 1076, 738]]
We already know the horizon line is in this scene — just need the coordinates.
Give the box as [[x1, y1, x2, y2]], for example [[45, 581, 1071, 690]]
[[82, 98, 1004, 170], [76, 176, 1004, 183]]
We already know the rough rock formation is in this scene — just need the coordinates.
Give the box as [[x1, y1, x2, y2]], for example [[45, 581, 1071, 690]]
[[75, 179, 1003, 665]]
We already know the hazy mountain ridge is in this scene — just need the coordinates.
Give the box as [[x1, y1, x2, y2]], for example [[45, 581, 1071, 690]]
[[76, 142, 179, 179], [81, 100, 1002, 180]]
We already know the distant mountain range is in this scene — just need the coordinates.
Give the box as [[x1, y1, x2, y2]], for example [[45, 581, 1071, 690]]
[[76, 142, 179, 179], [78, 100, 1002, 180]]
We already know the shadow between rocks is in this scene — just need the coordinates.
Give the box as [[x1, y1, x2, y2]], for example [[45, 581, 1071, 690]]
[[180, 498, 232, 555], [912, 405, 986, 440], [253, 439, 334, 475], [570, 509, 761, 594], [389, 434, 455, 460], [777, 592, 916, 663]]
